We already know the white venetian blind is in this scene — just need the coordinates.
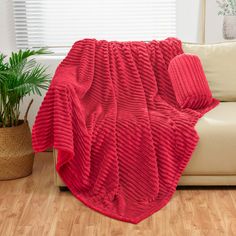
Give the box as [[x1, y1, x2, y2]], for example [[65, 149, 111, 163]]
[[13, 0, 176, 53]]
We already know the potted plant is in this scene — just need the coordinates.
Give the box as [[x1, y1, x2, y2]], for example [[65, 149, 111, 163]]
[[217, 0, 236, 39], [0, 48, 50, 180]]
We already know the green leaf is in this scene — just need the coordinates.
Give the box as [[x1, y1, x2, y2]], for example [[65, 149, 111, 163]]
[[0, 48, 52, 127]]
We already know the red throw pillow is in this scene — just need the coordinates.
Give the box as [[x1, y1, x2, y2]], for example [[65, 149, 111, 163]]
[[168, 53, 213, 109]]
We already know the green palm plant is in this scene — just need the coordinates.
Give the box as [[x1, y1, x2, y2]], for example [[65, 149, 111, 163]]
[[0, 48, 51, 128]]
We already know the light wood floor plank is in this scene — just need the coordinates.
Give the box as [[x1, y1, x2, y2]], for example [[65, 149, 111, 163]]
[[0, 152, 236, 236]]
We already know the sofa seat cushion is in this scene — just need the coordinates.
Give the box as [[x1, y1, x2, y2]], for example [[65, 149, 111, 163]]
[[183, 102, 236, 175]]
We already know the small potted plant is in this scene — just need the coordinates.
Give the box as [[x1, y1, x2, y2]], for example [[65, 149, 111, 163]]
[[0, 48, 50, 180], [217, 0, 236, 39]]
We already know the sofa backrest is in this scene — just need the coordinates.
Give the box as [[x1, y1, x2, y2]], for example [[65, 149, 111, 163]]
[[183, 42, 236, 102]]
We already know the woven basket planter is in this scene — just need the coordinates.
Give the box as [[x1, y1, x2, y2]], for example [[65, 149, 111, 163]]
[[0, 120, 34, 180]]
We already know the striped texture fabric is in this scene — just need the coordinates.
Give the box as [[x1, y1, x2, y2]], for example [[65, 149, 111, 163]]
[[168, 54, 214, 109], [32, 38, 219, 224]]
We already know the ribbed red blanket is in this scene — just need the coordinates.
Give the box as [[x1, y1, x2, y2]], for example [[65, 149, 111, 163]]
[[32, 38, 218, 223]]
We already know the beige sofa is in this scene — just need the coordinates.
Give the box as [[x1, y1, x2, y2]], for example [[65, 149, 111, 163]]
[[54, 42, 236, 187]]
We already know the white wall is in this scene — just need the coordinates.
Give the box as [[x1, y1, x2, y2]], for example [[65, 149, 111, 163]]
[[176, 0, 202, 43], [0, 0, 203, 128], [0, 0, 16, 54]]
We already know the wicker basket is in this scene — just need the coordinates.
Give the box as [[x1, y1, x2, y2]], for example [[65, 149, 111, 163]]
[[0, 120, 34, 180]]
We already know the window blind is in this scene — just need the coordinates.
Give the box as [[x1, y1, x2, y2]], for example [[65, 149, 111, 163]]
[[13, 0, 176, 53]]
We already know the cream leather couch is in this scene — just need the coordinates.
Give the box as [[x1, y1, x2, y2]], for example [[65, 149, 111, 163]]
[[54, 42, 236, 187]]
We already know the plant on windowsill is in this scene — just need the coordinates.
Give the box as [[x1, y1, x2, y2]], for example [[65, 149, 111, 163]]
[[217, 0, 236, 39], [0, 48, 51, 180]]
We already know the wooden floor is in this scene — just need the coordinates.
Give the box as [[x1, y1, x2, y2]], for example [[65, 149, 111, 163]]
[[1, 153, 236, 236]]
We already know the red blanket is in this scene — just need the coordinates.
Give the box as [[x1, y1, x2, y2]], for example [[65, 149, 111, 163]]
[[32, 38, 218, 223]]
